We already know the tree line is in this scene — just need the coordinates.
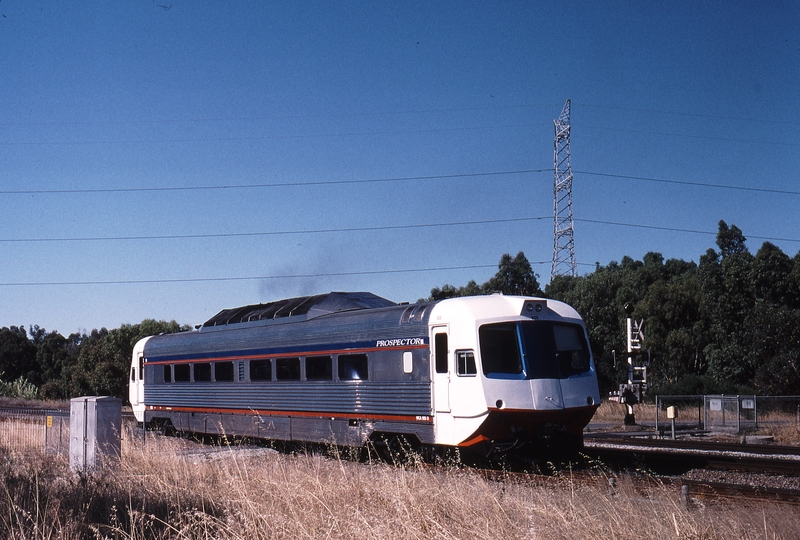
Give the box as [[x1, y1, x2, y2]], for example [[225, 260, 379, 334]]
[[1, 220, 798, 402], [0, 320, 187, 401], [426, 221, 800, 397]]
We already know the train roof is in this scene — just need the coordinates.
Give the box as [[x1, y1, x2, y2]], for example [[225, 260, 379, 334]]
[[201, 291, 397, 328]]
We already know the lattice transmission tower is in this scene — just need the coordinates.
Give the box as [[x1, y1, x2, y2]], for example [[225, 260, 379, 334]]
[[551, 99, 577, 280]]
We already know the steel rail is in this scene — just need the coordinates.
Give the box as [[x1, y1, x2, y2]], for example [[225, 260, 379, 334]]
[[584, 437, 800, 476]]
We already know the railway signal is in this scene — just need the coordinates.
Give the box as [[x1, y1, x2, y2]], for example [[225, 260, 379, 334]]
[[620, 303, 646, 426]]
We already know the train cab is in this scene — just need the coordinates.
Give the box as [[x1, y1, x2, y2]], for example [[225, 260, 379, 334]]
[[427, 294, 600, 452]]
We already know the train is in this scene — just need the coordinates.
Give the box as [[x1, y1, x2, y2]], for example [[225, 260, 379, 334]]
[[129, 291, 600, 456]]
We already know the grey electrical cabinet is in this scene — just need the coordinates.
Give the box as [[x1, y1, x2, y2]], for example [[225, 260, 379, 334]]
[[69, 396, 122, 472]]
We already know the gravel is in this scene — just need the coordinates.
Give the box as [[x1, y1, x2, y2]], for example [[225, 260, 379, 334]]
[[681, 468, 800, 491]]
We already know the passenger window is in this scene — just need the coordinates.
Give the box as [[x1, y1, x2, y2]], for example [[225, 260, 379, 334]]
[[194, 362, 212, 382], [306, 356, 332, 380], [338, 354, 368, 380], [215, 361, 234, 382], [250, 359, 272, 381], [174, 364, 190, 382], [456, 350, 476, 376], [434, 333, 448, 374], [163, 365, 172, 383], [276, 357, 301, 380]]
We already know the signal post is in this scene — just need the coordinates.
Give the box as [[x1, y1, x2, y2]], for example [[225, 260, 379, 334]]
[[620, 303, 647, 426]]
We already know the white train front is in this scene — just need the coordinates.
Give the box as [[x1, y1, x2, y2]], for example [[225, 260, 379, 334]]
[[129, 292, 600, 455]]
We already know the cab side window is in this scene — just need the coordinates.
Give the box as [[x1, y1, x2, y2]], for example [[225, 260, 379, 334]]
[[456, 350, 476, 376]]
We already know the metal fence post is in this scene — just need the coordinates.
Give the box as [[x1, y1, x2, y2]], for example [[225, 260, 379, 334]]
[[703, 395, 707, 431], [696, 395, 702, 430], [655, 395, 660, 437], [736, 395, 740, 434], [754, 396, 758, 430]]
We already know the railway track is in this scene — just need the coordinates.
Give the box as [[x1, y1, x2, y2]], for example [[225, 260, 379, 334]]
[[579, 433, 800, 504], [679, 478, 800, 504], [584, 434, 800, 475]]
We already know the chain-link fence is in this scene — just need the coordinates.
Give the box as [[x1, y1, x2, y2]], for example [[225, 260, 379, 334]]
[[655, 395, 800, 437], [0, 408, 70, 454], [0, 408, 138, 455], [703, 395, 758, 433]]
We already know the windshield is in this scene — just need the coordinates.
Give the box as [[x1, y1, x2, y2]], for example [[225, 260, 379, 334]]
[[479, 321, 591, 379]]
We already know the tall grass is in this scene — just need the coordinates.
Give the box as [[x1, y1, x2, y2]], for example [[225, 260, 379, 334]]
[[0, 432, 799, 539]]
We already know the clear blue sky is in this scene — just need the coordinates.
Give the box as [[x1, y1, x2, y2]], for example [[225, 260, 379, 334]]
[[1, 1, 798, 335]]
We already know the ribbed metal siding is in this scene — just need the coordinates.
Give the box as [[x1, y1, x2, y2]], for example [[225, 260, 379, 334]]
[[145, 381, 431, 417]]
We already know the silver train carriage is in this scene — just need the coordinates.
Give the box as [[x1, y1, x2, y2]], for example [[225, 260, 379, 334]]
[[129, 291, 600, 454]]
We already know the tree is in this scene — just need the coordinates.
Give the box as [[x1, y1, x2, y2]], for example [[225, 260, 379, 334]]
[[62, 320, 188, 399], [546, 260, 629, 393], [637, 270, 707, 388], [0, 326, 37, 382], [426, 252, 541, 300], [31, 329, 70, 388], [750, 242, 796, 306], [716, 220, 748, 258], [483, 252, 542, 296], [423, 229, 800, 396], [747, 302, 800, 395], [699, 222, 756, 387]]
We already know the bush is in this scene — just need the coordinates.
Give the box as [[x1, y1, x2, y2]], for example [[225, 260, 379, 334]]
[[0, 377, 39, 400]]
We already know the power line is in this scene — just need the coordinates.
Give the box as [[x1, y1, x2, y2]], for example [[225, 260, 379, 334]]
[[2, 214, 796, 287], [575, 218, 800, 244], [0, 259, 596, 288], [575, 102, 800, 127], [2, 215, 797, 246], [3, 121, 792, 148], [0, 122, 546, 147], [578, 124, 800, 148], [2, 168, 797, 197], [575, 171, 800, 197], [3, 101, 792, 127], [0, 103, 559, 127], [0, 264, 501, 287], [0, 170, 545, 195], [0, 217, 549, 243]]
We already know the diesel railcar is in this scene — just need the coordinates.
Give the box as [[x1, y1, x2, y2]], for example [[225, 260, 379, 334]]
[[129, 291, 600, 455]]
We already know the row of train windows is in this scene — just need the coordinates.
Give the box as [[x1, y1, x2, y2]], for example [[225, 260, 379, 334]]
[[160, 354, 369, 383]]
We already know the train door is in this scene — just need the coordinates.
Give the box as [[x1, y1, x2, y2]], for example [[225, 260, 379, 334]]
[[129, 350, 144, 407], [432, 326, 454, 443], [432, 327, 450, 412]]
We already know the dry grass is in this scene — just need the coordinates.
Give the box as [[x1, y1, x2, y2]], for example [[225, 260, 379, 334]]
[[751, 412, 800, 445], [0, 432, 799, 539], [591, 399, 661, 423]]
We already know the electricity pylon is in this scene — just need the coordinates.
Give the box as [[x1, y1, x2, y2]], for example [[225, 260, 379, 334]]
[[551, 99, 577, 281]]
